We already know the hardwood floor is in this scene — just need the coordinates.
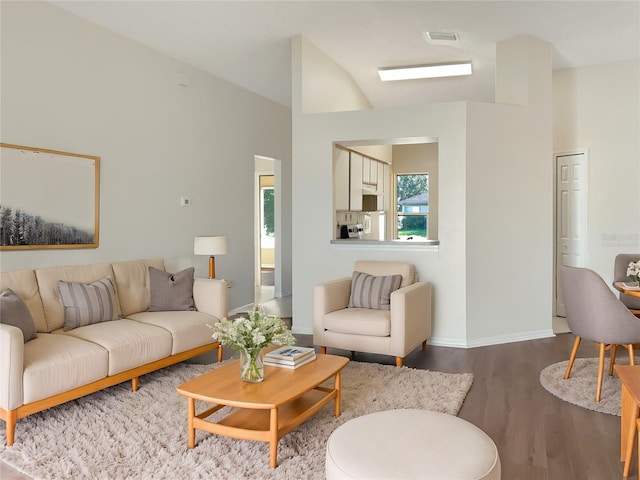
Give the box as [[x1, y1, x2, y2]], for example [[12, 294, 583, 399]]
[[1, 332, 632, 479], [310, 333, 627, 480]]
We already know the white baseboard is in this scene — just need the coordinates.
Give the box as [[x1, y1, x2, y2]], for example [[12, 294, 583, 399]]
[[291, 328, 556, 348], [292, 326, 313, 335], [428, 329, 555, 349], [228, 304, 254, 316]]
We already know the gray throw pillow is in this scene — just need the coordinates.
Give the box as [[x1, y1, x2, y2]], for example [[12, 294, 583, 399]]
[[58, 276, 120, 331], [148, 266, 195, 312], [348, 271, 402, 311], [0, 288, 38, 342]]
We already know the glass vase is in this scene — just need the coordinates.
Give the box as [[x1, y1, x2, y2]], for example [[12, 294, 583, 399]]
[[239, 348, 264, 383]]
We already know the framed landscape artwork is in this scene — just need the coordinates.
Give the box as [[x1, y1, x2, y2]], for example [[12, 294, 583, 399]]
[[0, 143, 100, 250]]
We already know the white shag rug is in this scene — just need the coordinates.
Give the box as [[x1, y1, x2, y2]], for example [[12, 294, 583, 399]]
[[1, 360, 473, 480], [540, 357, 638, 416]]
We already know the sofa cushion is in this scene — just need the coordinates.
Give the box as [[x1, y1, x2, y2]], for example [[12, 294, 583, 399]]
[[111, 259, 165, 316], [58, 276, 120, 331], [58, 319, 172, 375], [348, 271, 402, 311], [23, 333, 108, 404], [148, 267, 195, 312], [0, 288, 38, 342], [35, 263, 116, 332], [324, 308, 391, 337], [0, 268, 47, 333], [127, 310, 218, 355]]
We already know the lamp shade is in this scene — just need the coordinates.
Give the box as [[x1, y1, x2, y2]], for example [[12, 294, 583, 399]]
[[194, 236, 228, 256]]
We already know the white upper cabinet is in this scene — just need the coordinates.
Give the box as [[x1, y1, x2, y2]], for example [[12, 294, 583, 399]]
[[334, 148, 390, 212], [334, 149, 350, 211], [370, 159, 378, 185], [362, 156, 371, 184], [349, 152, 363, 211]]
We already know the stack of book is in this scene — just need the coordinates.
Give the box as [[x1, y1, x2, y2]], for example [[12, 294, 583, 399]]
[[264, 346, 316, 369]]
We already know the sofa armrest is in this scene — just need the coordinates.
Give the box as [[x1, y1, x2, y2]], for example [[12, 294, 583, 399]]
[[389, 282, 432, 356], [313, 278, 352, 339], [0, 324, 24, 411], [193, 278, 228, 321]]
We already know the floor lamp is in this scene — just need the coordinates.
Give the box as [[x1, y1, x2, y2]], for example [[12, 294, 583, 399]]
[[194, 236, 228, 279]]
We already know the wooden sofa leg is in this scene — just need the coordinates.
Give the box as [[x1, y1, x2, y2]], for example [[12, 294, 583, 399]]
[[217, 345, 224, 363], [422, 340, 427, 351], [396, 357, 403, 367], [132, 377, 139, 392], [5, 409, 16, 446], [320, 346, 327, 354]]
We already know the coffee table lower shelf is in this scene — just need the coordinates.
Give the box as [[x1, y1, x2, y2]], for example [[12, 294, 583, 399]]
[[190, 387, 336, 464], [177, 354, 349, 468]]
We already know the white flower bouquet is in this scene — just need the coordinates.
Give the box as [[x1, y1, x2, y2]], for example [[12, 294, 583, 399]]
[[208, 307, 295, 382], [627, 261, 640, 284]]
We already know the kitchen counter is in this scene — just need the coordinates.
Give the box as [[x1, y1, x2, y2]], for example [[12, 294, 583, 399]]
[[330, 239, 440, 250]]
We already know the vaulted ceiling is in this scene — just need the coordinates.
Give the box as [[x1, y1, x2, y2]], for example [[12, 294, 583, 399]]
[[50, 1, 640, 108]]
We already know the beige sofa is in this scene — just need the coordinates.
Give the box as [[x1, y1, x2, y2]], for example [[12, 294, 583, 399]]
[[0, 258, 227, 446]]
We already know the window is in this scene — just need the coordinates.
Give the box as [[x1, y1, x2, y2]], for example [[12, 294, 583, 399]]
[[396, 174, 428, 240]]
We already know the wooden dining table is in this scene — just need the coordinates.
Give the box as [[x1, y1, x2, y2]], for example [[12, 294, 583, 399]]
[[615, 365, 640, 478], [614, 283, 640, 477], [614, 282, 640, 299]]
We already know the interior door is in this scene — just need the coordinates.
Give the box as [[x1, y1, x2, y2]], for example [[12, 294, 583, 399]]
[[555, 150, 589, 316]]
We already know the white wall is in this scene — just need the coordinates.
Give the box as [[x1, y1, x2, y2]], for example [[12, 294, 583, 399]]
[[553, 60, 640, 283], [293, 35, 468, 342], [292, 104, 468, 342], [292, 36, 555, 347], [0, 1, 292, 312], [465, 37, 553, 344], [296, 36, 373, 114]]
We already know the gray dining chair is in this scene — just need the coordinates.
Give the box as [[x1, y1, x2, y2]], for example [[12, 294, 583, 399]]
[[614, 253, 640, 317], [560, 265, 640, 402]]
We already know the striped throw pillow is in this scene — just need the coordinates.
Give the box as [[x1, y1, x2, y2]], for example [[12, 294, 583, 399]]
[[348, 271, 402, 310], [58, 276, 120, 331]]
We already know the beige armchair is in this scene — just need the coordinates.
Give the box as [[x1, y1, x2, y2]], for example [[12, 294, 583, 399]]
[[313, 261, 432, 366]]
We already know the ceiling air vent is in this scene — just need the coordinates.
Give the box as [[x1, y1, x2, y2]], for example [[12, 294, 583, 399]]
[[423, 31, 460, 46]]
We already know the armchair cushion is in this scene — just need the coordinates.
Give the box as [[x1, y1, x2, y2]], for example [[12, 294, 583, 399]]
[[324, 308, 391, 336], [348, 271, 402, 311]]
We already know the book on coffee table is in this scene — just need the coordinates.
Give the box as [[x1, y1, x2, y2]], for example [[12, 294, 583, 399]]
[[265, 353, 317, 369], [265, 346, 316, 364]]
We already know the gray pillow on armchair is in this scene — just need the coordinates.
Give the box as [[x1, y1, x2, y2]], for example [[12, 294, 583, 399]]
[[348, 271, 402, 311]]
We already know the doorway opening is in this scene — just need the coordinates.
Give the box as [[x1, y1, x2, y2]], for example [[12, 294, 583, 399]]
[[254, 156, 282, 307], [259, 175, 275, 286]]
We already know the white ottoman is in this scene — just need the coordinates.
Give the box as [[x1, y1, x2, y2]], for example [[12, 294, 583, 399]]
[[326, 409, 501, 480]]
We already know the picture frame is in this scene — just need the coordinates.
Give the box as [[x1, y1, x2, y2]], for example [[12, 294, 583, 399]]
[[0, 143, 100, 250]]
